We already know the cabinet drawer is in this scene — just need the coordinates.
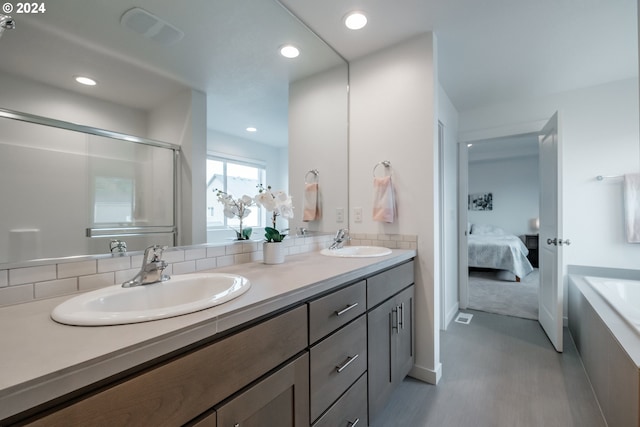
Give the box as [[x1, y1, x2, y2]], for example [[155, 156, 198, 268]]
[[313, 373, 368, 427], [25, 305, 308, 427], [367, 261, 414, 308], [310, 315, 367, 422], [309, 280, 366, 344]]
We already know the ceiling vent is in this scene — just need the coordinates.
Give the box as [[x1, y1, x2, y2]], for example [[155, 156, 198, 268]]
[[120, 7, 184, 46]]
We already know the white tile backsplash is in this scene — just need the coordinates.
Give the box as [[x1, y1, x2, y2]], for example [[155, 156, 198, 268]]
[[97, 256, 131, 273], [0, 284, 34, 306], [185, 248, 206, 261], [35, 278, 78, 299], [79, 272, 115, 291], [57, 260, 97, 279], [172, 260, 196, 275], [0, 233, 416, 307], [9, 265, 56, 286], [206, 246, 226, 258], [196, 257, 217, 271]]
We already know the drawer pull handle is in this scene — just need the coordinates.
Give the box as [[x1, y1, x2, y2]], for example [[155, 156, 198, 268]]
[[335, 302, 359, 316], [348, 418, 360, 426], [336, 354, 359, 373]]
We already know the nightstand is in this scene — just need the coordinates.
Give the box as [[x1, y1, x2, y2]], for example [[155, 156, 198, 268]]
[[524, 234, 539, 268]]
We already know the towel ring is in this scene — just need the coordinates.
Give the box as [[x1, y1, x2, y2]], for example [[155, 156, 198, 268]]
[[373, 161, 391, 178], [305, 169, 319, 184]]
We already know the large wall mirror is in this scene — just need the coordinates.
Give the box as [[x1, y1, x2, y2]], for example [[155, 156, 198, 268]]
[[0, 0, 348, 265]]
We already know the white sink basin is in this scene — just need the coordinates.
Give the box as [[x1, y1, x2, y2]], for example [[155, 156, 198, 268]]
[[51, 273, 251, 326], [320, 246, 392, 258]]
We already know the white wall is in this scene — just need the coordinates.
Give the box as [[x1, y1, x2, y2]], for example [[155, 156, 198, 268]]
[[437, 85, 460, 329], [0, 71, 207, 260], [350, 33, 441, 384], [289, 65, 349, 234], [0, 71, 147, 136], [148, 89, 207, 247], [468, 155, 539, 236]]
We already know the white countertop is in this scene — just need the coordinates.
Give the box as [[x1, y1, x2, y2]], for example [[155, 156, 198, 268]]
[[0, 249, 415, 421]]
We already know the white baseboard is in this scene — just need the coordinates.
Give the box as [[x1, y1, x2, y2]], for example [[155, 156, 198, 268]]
[[409, 362, 442, 385], [443, 302, 460, 330]]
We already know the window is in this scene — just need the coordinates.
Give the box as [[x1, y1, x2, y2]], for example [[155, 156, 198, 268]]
[[206, 156, 266, 229], [93, 176, 134, 224]]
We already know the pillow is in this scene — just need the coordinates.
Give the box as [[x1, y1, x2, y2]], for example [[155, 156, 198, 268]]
[[471, 224, 507, 236]]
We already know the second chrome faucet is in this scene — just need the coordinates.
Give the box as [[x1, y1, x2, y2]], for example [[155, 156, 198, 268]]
[[122, 245, 170, 288]]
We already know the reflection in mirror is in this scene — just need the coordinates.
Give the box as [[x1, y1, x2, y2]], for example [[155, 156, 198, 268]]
[[0, 0, 348, 265], [0, 112, 177, 263]]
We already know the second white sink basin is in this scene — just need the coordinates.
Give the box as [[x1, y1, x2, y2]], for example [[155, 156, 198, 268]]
[[320, 246, 392, 258], [51, 273, 251, 326]]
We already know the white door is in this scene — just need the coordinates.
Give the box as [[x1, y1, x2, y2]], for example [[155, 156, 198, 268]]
[[458, 143, 469, 309], [538, 112, 564, 352]]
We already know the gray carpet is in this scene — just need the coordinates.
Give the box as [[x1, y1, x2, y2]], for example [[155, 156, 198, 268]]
[[467, 268, 539, 320]]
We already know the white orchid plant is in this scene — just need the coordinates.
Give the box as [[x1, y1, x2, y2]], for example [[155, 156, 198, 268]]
[[255, 184, 294, 242], [214, 189, 254, 240]]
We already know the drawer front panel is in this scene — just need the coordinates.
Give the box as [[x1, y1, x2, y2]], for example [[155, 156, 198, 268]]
[[310, 315, 367, 422], [313, 373, 368, 427], [367, 261, 414, 308], [26, 305, 308, 427], [309, 280, 366, 344]]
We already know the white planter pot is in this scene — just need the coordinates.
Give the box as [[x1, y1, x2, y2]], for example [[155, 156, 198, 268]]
[[263, 242, 285, 264]]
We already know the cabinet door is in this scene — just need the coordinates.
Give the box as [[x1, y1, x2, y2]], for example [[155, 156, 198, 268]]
[[216, 353, 309, 427], [394, 285, 414, 383], [367, 297, 396, 421]]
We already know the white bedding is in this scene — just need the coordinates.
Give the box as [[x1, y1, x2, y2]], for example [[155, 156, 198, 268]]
[[468, 226, 534, 280]]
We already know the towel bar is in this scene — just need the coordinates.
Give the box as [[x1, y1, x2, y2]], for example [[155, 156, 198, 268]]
[[596, 174, 623, 181], [373, 160, 391, 177], [305, 169, 319, 184]]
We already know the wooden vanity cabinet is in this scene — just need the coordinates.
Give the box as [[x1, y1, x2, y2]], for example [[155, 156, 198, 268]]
[[22, 306, 308, 427], [12, 258, 416, 427], [308, 280, 368, 426], [367, 261, 415, 423]]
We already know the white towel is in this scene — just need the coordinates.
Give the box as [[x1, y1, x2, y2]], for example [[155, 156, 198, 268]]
[[624, 174, 640, 243], [303, 182, 319, 222], [373, 176, 396, 223]]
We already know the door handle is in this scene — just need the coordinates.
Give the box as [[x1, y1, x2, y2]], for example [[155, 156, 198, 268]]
[[547, 237, 571, 246]]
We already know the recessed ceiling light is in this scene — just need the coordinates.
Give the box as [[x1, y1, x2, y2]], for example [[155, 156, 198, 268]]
[[74, 76, 97, 86], [246, 127, 257, 132], [344, 12, 367, 30], [467, 143, 473, 147], [280, 44, 300, 59]]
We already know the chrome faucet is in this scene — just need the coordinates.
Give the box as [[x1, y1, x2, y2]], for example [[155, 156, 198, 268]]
[[122, 245, 170, 288], [110, 239, 127, 254], [329, 228, 350, 250]]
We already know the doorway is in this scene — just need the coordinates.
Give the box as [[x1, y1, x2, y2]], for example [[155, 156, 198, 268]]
[[461, 133, 540, 320]]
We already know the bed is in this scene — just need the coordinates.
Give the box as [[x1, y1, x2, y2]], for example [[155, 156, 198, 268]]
[[467, 223, 534, 281]]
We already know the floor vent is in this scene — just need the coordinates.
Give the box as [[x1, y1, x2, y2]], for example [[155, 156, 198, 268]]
[[454, 312, 473, 325]]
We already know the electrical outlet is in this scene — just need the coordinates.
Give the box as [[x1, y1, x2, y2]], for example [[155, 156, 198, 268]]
[[354, 207, 363, 223], [336, 207, 344, 223]]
